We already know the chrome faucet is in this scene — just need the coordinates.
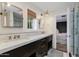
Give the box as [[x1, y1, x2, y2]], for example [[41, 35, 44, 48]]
[[14, 35, 17, 39], [17, 35, 20, 39], [13, 35, 20, 39]]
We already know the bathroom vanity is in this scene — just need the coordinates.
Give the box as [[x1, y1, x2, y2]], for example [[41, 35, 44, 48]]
[[0, 33, 53, 57], [0, 3, 53, 57]]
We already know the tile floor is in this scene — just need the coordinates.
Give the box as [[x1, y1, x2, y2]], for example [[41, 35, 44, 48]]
[[45, 49, 63, 57]]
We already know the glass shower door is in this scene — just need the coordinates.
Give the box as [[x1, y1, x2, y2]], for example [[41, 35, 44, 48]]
[[67, 7, 74, 56], [74, 6, 79, 56], [68, 6, 79, 56]]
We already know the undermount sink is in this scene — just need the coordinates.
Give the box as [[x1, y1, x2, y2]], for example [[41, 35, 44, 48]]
[[26, 32, 46, 37], [0, 39, 12, 44], [0, 37, 29, 44]]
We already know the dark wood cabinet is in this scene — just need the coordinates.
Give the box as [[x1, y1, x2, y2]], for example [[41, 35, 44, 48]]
[[36, 38, 48, 57], [0, 35, 53, 57]]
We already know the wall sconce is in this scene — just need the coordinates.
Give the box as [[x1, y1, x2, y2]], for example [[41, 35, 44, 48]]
[[41, 10, 49, 17], [7, 3, 11, 7], [7, 3, 11, 6], [44, 10, 49, 16]]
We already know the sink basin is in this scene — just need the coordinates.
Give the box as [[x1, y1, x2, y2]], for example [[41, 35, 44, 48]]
[[0, 39, 11, 44], [0, 37, 29, 44], [26, 32, 45, 37]]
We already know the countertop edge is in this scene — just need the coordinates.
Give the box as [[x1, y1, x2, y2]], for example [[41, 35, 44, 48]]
[[0, 33, 53, 54]]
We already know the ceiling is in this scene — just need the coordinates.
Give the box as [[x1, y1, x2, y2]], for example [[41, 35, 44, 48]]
[[29, 2, 78, 12]]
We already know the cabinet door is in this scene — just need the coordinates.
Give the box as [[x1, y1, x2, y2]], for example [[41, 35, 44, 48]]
[[36, 38, 48, 57]]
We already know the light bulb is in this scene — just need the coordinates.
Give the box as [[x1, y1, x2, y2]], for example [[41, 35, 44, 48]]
[[7, 3, 11, 7]]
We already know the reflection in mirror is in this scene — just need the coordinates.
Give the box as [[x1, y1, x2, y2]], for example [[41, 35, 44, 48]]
[[1, 2, 23, 28], [27, 9, 41, 30], [27, 9, 36, 29], [32, 18, 41, 30]]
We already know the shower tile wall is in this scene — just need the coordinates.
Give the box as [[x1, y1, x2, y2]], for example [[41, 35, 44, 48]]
[[56, 34, 67, 44]]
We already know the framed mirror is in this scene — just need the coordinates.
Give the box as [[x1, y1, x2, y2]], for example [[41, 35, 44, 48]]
[[1, 2, 23, 28]]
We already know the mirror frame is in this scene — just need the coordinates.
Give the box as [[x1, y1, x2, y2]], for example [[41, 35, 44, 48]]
[[1, 2, 23, 28]]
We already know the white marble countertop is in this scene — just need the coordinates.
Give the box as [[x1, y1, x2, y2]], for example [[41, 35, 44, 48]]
[[0, 33, 53, 54]]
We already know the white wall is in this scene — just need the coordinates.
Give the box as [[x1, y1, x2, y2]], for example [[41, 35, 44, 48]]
[[0, 2, 42, 34], [42, 15, 56, 48]]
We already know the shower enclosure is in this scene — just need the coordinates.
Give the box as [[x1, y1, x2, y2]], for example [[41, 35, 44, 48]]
[[74, 6, 79, 57], [67, 5, 79, 56]]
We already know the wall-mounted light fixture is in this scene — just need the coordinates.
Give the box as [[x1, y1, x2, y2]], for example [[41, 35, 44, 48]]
[[44, 10, 49, 16], [7, 3, 11, 7], [41, 10, 49, 17]]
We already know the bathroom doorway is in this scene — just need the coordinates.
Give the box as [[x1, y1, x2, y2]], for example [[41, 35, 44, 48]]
[[56, 14, 67, 52]]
